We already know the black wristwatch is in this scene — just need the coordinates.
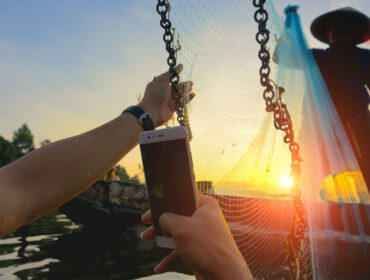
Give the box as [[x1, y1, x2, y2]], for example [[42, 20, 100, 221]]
[[122, 106, 155, 131]]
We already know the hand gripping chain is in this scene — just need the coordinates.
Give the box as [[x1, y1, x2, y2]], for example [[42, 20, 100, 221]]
[[156, 0, 192, 140]]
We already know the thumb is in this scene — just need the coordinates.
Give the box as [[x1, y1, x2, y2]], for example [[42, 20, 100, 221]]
[[159, 212, 189, 237]]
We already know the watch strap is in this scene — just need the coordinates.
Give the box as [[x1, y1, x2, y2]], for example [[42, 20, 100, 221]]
[[123, 106, 155, 131]]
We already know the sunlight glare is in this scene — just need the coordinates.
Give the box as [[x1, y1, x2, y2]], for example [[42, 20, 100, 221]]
[[279, 175, 293, 189]]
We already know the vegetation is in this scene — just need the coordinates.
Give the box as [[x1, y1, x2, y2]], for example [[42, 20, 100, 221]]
[[0, 124, 46, 167], [0, 136, 18, 167], [12, 124, 35, 157], [115, 165, 140, 183]]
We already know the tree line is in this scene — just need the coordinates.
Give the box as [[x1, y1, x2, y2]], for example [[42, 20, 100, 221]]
[[0, 124, 47, 167]]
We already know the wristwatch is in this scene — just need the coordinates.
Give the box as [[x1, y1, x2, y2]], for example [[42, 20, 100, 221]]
[[122, 106, 155, 131]]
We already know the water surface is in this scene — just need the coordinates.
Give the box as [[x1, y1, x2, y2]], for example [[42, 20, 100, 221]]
[[0, 210, 194, 280]]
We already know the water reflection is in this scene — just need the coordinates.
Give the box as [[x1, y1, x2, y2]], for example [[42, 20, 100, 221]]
[[0, 210, 174, 279], [2, 208, 368, 279]]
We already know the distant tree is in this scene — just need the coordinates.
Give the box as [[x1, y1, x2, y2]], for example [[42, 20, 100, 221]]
[[130, 174, 140, 184], [114, 165, 141, 183], [12, 124, 35, 157], [40, 139, 51, 147], [0, 136, 18, 167], [115, 165, 130, 182]]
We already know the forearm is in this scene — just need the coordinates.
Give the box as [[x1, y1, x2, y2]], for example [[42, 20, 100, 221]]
[[0, 66, 188, 237], [0, 112, 142, 236], [215, 256, 254, 280], [207, 239, 254, 280]]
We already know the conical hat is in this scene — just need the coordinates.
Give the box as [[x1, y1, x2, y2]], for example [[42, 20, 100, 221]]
[[311, 7, 369, 45]]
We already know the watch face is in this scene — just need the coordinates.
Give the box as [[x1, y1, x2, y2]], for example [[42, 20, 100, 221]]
[[141, 113, 155, 130], [125, 106, 154, 131], [142, 115, 150, 122], [139, 112, 150, 125]]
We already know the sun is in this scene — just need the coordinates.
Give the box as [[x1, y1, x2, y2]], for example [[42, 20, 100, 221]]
[[279, 175, 293, 189]]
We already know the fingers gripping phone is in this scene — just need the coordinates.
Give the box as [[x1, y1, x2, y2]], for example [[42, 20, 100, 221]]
[[139, 126, 198, 249]]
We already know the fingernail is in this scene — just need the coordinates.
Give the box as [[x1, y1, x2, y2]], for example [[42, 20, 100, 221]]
[[154, 266, 159, 273], [140, 232, 144, 239]]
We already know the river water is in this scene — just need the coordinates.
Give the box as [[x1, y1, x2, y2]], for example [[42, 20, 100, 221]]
[[2, 208, 369, 279], [0, 210, 194, 280]]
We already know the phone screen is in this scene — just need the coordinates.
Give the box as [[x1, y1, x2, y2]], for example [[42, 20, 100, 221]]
[[140, 138, 196, 236]]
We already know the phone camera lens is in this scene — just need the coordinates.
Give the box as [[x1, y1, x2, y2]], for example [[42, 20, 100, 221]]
[[148, 136, 150, 139]]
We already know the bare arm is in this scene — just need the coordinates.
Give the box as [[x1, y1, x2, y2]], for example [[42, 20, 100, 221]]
[[0, 65, 190, 237], [0, 113, 142, 236]]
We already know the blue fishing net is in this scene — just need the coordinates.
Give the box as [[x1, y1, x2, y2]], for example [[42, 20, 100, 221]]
[[276, 6, 369, 279]]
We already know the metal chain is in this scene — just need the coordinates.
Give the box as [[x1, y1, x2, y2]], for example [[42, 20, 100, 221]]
[[252, 0, 310, 279], [156, 0, 192, 140]]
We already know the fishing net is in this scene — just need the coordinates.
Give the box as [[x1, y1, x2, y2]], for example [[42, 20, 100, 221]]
[[156, 0, 370, 279]]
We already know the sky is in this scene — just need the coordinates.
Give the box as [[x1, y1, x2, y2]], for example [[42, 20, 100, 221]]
[[0, 0, 369, 180]]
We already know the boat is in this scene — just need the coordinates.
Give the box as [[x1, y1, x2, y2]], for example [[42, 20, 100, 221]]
[[59, 180, 148, 228]]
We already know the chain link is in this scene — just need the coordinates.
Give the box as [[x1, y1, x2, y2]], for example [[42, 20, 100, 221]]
[[253, 0, 310, 279], [156, 0, 192, 140]]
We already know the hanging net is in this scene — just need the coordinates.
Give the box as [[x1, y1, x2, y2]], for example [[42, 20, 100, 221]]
[[156, 0, 370, 279]]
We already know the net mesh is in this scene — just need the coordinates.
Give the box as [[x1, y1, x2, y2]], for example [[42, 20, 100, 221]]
[[160, 1, 369, 279]]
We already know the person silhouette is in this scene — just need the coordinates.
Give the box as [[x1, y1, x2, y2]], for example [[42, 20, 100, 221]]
[[310, 7, 370, 191]]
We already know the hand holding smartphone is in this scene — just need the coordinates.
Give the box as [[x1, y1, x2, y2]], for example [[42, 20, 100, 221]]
[[139, 126, 198, 249]]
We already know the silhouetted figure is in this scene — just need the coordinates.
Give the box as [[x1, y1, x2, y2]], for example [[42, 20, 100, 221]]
[[310, 7, 370, 191]]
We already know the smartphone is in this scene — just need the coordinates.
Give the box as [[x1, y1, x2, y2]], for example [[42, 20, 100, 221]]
[[139, 126, 198, 249]]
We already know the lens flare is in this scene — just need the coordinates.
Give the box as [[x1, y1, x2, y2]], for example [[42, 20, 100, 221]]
[[279, 175, 293, 189]]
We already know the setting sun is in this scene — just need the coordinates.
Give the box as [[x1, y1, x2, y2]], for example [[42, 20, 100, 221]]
[[279, 175, 293, 189]]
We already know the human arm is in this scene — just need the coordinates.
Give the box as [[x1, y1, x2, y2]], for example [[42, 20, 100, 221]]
[[141, 193, 254, 280], [0, 65, 192, 237], [0, 112, 142, 237]]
